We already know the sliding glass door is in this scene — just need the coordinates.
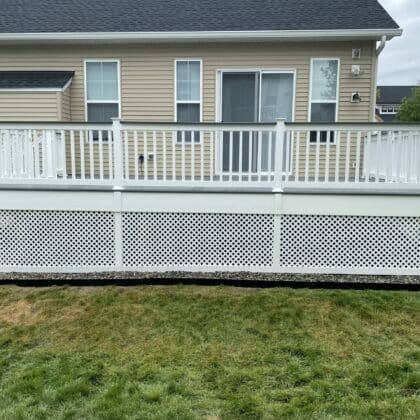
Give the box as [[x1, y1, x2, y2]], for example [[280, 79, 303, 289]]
[[220, 71, 294, 173]]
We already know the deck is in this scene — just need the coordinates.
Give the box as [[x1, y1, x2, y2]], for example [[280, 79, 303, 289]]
[[0, 120, 419, 276]]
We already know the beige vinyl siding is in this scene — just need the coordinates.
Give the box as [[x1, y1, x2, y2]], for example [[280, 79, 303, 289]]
[[0, 91, 60, 121], [59, 88, 72, 121], [0, 41, 376, 123]]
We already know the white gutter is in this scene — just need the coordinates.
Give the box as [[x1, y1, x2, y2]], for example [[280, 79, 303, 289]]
[[0, 28, 403, 43]]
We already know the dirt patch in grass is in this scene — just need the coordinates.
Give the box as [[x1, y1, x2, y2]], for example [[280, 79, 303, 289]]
[[0, 300, 39, 325], [0, 298, 85, 326]]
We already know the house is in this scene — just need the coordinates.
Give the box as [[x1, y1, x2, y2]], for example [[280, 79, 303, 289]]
[[376, 85, 418, 121], [0, 0, 401, 125], [0, 0, 418, 277]]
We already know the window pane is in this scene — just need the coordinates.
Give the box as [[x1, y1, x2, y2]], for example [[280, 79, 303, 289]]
[[176, 104, 200, 143], [222, 73, 257, 122], [177, 103, 200, 122], [86, 62, 118, 101], [311, 103, 336, 122], [311, 60, 338, 101], [176, 61, 200, 101], [260, 73, 294, 122], [87, 103, 119, 122], [310, 103, 335, 143]]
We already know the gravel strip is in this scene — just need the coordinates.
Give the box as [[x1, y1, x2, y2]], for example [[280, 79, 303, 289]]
[[0, 271, 418, 285]]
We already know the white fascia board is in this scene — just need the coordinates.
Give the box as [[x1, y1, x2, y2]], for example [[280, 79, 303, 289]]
[[0, 28, 403, 43]]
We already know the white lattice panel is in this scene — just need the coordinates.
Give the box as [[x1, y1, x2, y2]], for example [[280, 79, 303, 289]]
[[0, 210, 115, 267], [122, 212, 274, 267], [279, 215, 420, 270]]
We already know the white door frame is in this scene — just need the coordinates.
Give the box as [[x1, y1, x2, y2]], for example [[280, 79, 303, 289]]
[[214, 68, 296, 174]]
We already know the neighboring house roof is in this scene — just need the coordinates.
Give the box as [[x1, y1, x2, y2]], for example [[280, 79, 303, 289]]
[[377, 113, 396, 122], [0, 71, 74, 89], [376, 86, 417, 105], [0, 0, 399, 34]]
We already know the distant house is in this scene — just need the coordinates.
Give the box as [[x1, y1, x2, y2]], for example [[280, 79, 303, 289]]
[[376, 85, 418, 121]]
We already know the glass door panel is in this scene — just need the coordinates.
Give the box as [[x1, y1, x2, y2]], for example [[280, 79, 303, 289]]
[[221, 72, 258, 173], [220, 71, 294, 174], [260, 73, 294, 172]]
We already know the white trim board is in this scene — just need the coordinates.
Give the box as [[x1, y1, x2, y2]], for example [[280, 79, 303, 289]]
[[0, 29, 403, 43], [1, 190, 419, 217]]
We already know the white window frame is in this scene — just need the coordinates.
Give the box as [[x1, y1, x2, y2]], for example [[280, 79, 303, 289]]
[[174, 59, 203, 144], [308, 57, 340, 143], [381, 104, 399, 115], [84, 59, 121, 122]]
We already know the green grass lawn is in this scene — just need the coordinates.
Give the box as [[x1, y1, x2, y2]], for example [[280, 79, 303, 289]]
[[0, 285, 419, 419]]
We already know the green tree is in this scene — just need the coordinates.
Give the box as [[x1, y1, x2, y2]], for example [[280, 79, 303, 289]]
[[396, 87, 420, 121]]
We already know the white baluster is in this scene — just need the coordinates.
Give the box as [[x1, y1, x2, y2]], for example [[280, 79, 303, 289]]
[[295, 131, 300, 182], [99, 130, 104, 181], [70, 130, 76, 180], [345, 131, 351, 183], [162, 131, 167, 182], [355, 131, 361, 183]]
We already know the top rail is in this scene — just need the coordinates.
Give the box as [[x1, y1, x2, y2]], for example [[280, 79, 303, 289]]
[[286, 122, 420, 131], [0, 122, 113, 130], [121, 121, 276, 131], [2, 120, 419, 131]]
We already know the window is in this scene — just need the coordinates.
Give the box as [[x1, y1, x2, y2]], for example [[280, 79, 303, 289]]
[[381, 105, 400, 114], [309, 58, 339, 142], [175, 60, 202, 142], [85, 60, 120, 123]]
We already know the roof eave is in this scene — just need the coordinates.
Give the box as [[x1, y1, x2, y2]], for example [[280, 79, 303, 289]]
[[0, 28, 403, 43], [0, 76, 74, 92]]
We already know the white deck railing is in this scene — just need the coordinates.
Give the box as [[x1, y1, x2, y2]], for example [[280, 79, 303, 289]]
[[283, 123, 420, 189], [0, 120, 419, 191]]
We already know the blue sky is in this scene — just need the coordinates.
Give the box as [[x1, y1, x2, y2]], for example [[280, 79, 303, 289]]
[[378, 0, 420, 85]]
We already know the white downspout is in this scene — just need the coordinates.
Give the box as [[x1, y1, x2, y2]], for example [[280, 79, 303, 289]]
[[376, 35, 387, 56], [372, 36, 387, 121]]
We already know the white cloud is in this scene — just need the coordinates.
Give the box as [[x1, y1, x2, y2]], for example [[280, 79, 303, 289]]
[[378, 0, 420, 85]]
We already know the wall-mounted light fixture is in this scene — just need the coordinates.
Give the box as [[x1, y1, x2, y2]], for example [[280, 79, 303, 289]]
[[351, 92, 362, 103], [352, 48, 362, 59], [351, 65, 361, 76]]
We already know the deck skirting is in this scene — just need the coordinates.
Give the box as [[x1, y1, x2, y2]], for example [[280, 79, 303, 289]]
[[0, 190, 419, 276]]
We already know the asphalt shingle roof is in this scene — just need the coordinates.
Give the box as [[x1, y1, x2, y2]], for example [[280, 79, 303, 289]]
[[377, 86, 417, 104], [0, 0, 399, 33], [0, 71, 74, 88]]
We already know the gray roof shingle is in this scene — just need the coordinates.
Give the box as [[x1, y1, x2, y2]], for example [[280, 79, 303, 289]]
[[0, 71, 74, 88], [377, 86, 417, 104], [0, 0, 399, 33]]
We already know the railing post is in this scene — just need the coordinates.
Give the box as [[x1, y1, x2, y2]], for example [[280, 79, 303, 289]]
[[112, 118, 123, 187], [274, 118, 286, 189]]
